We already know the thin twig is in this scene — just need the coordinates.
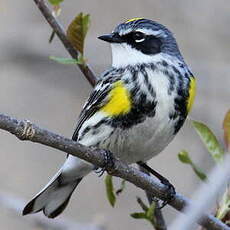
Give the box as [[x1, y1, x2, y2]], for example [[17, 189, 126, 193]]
[[139, 165, 167, 230], [0, 114, 229, 230], [33, 0, 97, 86]]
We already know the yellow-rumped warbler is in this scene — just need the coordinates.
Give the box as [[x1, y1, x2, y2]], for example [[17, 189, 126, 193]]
[[23, 18, 196, 218]]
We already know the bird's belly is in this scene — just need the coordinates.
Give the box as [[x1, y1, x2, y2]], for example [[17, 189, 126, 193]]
[[102, 113, 176, 164]]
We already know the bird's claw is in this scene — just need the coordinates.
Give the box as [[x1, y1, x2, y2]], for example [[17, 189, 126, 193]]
[[94, 149, 114, 177], [158, 178, 176, 209]]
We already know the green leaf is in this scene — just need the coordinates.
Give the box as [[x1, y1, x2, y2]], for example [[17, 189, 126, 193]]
[[192, 165, 207, 181], [116, 179, 126, 195], [132, 198, 157, 227], [105, 175, 116, 207], [178, 150, 192, 164], [48, 0, 64, 5], [216, 187, 230, 220], [130, 212, 147, 219], [223, 110, 230, 151], [131, 204, 156, 227], [178, 150, 207, 181], [146, 202, 156, 220], [67, 12, 90, 55], [49, 56, 84, 65], [192, 120, 225, 163]]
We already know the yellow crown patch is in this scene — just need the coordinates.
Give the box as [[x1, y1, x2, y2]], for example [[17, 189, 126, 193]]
[[125, 18, 143, 23]]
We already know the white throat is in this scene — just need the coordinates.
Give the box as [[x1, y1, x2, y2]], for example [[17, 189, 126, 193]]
[[111, 43, 163, 68]]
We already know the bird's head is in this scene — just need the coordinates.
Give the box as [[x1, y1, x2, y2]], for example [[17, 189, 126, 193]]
[[98, 18, 182, 68]]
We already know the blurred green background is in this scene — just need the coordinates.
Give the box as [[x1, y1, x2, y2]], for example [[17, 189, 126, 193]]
[[0, 0, 229, 229]]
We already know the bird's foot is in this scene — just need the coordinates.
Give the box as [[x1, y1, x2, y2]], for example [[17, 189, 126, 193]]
[[94, 149, 114, 177], [137, 161, 176, 208], [158, 177, 176, 209]]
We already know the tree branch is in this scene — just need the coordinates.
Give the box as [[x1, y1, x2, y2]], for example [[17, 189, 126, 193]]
[[23, 1, 229, 230], [33, 0, 97, 86], [33, 0, 168, 228], [139, 165, 167, 230], [0, 113, 229, 230]]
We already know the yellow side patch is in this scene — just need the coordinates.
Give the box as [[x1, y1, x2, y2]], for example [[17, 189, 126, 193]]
[[101, 81, 131, 116], [125, 18, 143, 23], [187, 77, 196, 113]]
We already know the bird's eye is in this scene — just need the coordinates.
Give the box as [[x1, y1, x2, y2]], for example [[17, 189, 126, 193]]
[[132, 32, 146, 42]]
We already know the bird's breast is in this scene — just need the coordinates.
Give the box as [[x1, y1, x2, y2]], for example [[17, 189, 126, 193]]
[[105, 72, 180, 163]]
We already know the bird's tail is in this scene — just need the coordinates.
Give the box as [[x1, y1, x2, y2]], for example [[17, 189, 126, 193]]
[[23, 156, 94, 218]]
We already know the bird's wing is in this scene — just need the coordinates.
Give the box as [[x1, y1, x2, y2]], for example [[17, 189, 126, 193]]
[[72, 78, 114, 141]]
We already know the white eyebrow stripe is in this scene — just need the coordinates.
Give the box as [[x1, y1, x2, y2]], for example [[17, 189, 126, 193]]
[[118, 27, 167, 38], [135, 28, 167, 37], [118, 28, 132, 36]]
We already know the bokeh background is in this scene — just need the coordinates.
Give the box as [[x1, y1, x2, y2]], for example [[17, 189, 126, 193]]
[[0, 0, 229, 229]]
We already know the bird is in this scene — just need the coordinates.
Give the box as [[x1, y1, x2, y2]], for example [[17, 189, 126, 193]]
[[23, 18, 196, 218]]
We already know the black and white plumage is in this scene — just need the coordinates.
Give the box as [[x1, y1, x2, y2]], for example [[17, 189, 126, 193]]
[[23, 18, 196, 218]]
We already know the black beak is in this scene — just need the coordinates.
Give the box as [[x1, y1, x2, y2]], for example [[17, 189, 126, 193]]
[[98, 33, 124, 43]]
